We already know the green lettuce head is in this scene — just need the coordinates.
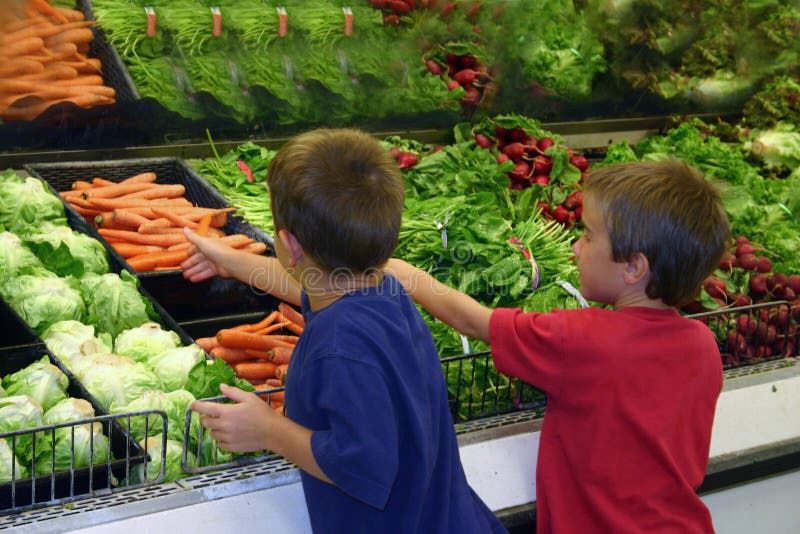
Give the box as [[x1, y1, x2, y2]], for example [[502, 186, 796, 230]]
[[80, 272, 156, 338], [73, 353, 162, 411], [24, 222, 109, 277], [2, 355, 69, 411], [114, 322, 181, 363], [0, 268, 85, 334], [41, 320, 113, 372], [111, 390, 172, 443], [0, 231, 44, 286], [0, 438, 29, 483], [0, 395, 44, 461], [145, 344, 206, 391], [135, 436, 195, 484], [0, 173, 66, 235], [34, 421, 110, 476]]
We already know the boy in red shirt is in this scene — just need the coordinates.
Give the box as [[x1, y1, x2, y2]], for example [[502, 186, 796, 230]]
[[389, 159, 731, 533]]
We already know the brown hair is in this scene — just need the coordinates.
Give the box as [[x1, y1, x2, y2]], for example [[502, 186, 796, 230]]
[[584, 159, 730, 306], [266, 128, 404, 273]]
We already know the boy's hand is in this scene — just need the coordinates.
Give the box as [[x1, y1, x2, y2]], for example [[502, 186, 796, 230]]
[[181, 228, 234, 282], [191, 383, 276, 453]]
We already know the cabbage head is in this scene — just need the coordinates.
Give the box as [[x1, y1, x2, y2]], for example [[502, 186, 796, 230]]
[[2, 355, 69, 411], [80, 272, 156, 338], [145, 344, 206, 391], [165, 389, 201, 445], [74, 353, 162, 410], [0, 231, 44, 286], [34, 422, 110, 476], [114, 322, 181, 363], [0, 269, 85, 333], [41, 320, 113, 372], [0, 172, 65, 236], [0, 395, 44, 461], [0, 438, 28, 482], [135, 436, 195, 484], [24, 222, 109, 277], [111, 390, 172, 443], [43, 398, 95, 426]]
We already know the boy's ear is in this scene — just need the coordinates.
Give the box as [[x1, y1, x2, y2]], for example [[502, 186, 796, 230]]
[[277, 229, 304, 266], [623, 252, 650, 286]]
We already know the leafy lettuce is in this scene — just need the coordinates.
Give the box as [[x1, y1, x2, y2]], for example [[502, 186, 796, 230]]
[[0, 268, 85, 334], [80, 271, 157, 338], [24, 222, 109, 277], [0, 170, 65, 235]]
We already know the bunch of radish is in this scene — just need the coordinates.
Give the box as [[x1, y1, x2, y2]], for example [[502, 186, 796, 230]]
[[472, 124, 588, 228], [389, 146, 420, 169], [425, 50, 492, 109], [718, 303, 796, 367], [369, 0, 424, 25]]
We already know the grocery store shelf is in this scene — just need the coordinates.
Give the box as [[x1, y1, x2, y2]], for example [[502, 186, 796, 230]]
[[5, 357, 798, 534]]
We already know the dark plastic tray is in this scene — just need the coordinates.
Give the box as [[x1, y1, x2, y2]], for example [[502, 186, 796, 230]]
[[0, 345, 145, 512], [0, 300, 39, 350], [24, 157, 276, 324]]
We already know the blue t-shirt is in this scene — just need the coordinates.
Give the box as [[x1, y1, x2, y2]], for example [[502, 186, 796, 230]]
[[284, 274, 506, 534]]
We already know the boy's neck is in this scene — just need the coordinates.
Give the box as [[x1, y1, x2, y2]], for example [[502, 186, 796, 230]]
[[298, 266, 385, 311], [613, 291, 671, 311]]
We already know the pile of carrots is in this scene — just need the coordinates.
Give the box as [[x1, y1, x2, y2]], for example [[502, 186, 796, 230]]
[[0, 0, 116, 122], [195, 303, 305, 414], [59, 170, 268, 271]]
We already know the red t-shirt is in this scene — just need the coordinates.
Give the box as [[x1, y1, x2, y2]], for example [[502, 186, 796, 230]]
[[490, 306, 722, 534]]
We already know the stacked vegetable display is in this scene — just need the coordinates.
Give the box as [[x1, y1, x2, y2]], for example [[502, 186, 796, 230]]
[[0, 0, 116, 122]]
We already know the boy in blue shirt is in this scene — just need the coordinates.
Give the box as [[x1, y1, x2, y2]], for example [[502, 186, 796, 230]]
[[186, 128, 506, 533]]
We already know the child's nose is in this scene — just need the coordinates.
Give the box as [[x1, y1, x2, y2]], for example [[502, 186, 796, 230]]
[[572, 239, 581, 257]]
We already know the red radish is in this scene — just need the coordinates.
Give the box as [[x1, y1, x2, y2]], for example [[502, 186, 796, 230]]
[[370, 0, 387, 6], [730, 293, 751, 308], [782, 287, 796, 300], [573, 205, 583, 220], [503, 142, 526, 162], [496, 154, 510, 165], [726, 332, 747, 354], [756, 256, 772, 273], [767, 273, 787, 292], [737, 253, 759, 271], [459, 55, 476, 69], [454, 69, 477, 87], [749, 274, 768, 296], [718, 251, 737, 270], [551, 206, 571, 224], [523, 136, 539, 149], [734, 235, 750, 245], [787, 275, 800, 294], [494, 126, 507, 138], [508, 181, 525, 190], [441, 2, 457, 17], [532, 155, 553, 175], [703, 276, 726, 300], [564, 190, 582, 210], [473, 132, 492, 148], [425, 59, 443, 75], [737, 314, 757, 335], [397, 152, 419, 169], [536, 201, 550, 215], [445, 52, 460, 66], [383, 13, 400, 24], [770, 308, 789, 328], [569, 155, 589, 172], [447, 79, 460, 91], [510, 162, 530, 181], [387, 0, 411, 14], [538, 137, 555, 151], [736, 242, 756, 256], [531, 174, 550, 186], [461, 87, 481, 105], [792, 299, 800, 321], [508, 129, 527, 142], [389, 146, 401, 158]]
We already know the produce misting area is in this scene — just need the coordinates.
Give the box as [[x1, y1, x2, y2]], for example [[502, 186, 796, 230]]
[[1, 0, 799, 532]]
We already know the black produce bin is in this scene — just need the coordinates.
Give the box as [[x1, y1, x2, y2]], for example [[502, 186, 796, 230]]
[[25, 157, 276, 324], [0, 300, 39, 350], [0, 345, 146, 513]]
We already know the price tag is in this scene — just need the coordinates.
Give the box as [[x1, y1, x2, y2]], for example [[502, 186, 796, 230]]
[[210, 7, 222, 37], [342, 7, 354, 37], [276, 7, 288, 37], [144, 7, 156, 38]]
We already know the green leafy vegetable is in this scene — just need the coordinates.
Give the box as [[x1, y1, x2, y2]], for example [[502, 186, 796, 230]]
[[0, 269, 85, 334], [1, 356, 69, 411], [80, 271, 157, 339], [24, 222, 109, 277], [114, 322, 181, 364]]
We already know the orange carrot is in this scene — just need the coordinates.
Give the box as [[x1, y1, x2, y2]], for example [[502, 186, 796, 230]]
[[17, 65, 78, 82], [97, 228, 188, 247], [119, 184, 186, 200], [27, 0, 70, 23], [269, 345, 294, 365], [267, 335, 299, 345], [216, 330, 295, 350], [111, 209, 151, 228], [120, 172, 157, 184], [52, 74, 103, 87], [244, 349, 274, 359], [91, 177, 116, 187], [86, 197, 191, 211], [80, 182, 153, 200], [241, 311, 279, 333], [138, 218, 171, 233], [194, 336, 219, 352], [197, 214, 212, 237], [279, 302, 305, 327], [71, 180, 94, 190], [54, 7, 85, 23], [0, 58, 45, 77], [126, 250, 190, 272], [252, 321, 292, 335], [43, 28, 94, 48], [275, 364, 290, 383], [62, 58, 102, 74], [0, 36, 45, 57], [110, 242, 165, 259], [210, 346, 261, 365], [234, 362, 277, 381], [150, 208, 197, 229]]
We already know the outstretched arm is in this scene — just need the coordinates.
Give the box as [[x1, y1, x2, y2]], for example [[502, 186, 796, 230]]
[[386, 258, 492, 343], [181, 228, 302, 306]]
